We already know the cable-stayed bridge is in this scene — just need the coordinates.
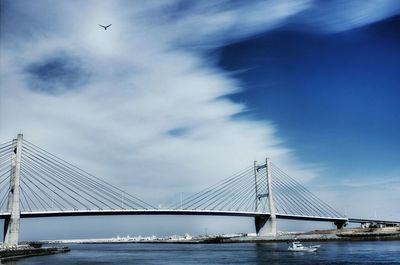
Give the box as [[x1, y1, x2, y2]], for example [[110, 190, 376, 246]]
[[0, 134, 398, 246]]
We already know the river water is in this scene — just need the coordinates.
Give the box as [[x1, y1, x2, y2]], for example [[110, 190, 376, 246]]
[[3, 241, 400, 264]]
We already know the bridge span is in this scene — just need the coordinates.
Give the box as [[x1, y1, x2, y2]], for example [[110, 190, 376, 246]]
[[0, 209, 347, 223], [0, 134, 398, 246], [1, 209, 395, 226]]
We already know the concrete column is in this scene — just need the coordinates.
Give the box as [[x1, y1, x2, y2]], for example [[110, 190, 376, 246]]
[[4, 134, 23, 246], [254, 157, 277, 237], [253, 160, 259, 213], [266, 157, 277, 234], [334, 220, 347, 230], [255, 216, 274, 236]]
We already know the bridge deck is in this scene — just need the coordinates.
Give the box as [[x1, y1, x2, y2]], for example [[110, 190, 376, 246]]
[[348, 218, 400, 225], [0, 209, 347, 223], [1, 210, 398, 225]]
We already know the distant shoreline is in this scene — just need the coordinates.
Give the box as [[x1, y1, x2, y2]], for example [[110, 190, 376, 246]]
[[29, 227, 400, 245]]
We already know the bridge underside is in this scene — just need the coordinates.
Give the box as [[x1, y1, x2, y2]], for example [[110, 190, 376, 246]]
[[2, 210, 397, 228], [0, 210, 348, 224]]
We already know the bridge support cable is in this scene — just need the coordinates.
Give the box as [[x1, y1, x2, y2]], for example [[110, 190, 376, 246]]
[[0, 147, 13, 212], [19, 185, 39, 211], [275, 176, 331, 217], [270, 163, 343, 218], [271, 166, 327, 216], [22, 140, 154, 210], [0, 190, 10, 210], [22, 146, 137, 210], [172, 159, 344, 221], [208, 174, 256, 211], [0, 156, 13, 169], [221, 176, 257, 211], [272, 169, 335, 217], [182, 172, 253, 211], [0, 141, 15, 157], [0, 182, 11, 211], [203, 170, 256, 210], [171, 166, 254, 210], [21, 153, 118, 210], [1, 136, 157, 215], [277, 168, 343, 217], [20, 186, 32, 213], [20, 178, 54, 210], [170, 166, 253, 209], [255, 172, 293, 214], [265, 176, 302, 215], [231, 182, 257, 212], [20, 166, 70, 210], [256, 169, 304, 215], [0, 141, 15, 173], [271, 173, 319, 216], [172, 166, 258, 212], [20, 161, 80, 210]]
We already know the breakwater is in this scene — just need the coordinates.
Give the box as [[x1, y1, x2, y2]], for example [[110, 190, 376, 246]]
[[0, 246, 70, 261]]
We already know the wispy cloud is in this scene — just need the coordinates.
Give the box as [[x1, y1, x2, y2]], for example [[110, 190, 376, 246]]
[[340, 177, 400, 190], [0, 1, 318, 201], [291, 0, 400, 33]]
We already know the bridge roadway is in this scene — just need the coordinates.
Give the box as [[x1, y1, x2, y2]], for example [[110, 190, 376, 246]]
[[0, 209, 348, 223], [347, 218, 400, 225], [0, 209, 398, 226]]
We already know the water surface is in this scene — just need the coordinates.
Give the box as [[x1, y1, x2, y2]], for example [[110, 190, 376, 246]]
[[4, 241, 400, 264]]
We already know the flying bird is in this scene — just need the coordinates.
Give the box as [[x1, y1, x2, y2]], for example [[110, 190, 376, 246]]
[[99, 24, 112, 30]]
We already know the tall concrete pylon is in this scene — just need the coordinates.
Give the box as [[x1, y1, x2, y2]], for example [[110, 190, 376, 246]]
[[254, 157, 277, 237], [253, 160, 259, 213], [3, 134, 23, 246]]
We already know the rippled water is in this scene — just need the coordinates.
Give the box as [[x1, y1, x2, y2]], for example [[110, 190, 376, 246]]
[[3, 241, 400, 265]]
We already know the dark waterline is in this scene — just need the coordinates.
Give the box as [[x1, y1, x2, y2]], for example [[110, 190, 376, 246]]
[[4, 241, 400, 265]]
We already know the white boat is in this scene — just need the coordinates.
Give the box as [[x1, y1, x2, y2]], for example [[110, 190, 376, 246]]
[[288, 241, 320, 252]]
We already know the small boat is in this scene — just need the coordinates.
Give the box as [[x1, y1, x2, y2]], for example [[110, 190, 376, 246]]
[[288, 241, 320, 252]]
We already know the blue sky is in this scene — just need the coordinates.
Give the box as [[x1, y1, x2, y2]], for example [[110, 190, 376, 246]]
[[219, 16, 400, 184], [0, 1, 399, 239]]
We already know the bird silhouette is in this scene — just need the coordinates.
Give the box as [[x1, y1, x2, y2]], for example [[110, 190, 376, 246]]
[[99, 24, 112, 30]]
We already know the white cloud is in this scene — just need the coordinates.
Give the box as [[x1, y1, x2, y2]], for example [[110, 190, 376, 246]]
[[0, 1, 317, 203]]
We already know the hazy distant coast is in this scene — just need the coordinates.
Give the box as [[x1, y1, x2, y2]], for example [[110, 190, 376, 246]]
[[34, 227, 400, 245], [227, 227, 400, 243]]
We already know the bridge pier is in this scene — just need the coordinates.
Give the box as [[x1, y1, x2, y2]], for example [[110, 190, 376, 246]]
[[334, 220, 347, 229], [255, 215, 276, 236], [3, 134, 22, 246]]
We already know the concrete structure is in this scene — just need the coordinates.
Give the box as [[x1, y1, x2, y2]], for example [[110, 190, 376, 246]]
[[253, 160, 259, 213], [3, 134, 23, 246], [254, 158, 277, 237]]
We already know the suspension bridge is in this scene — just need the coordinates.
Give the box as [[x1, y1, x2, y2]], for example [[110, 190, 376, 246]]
[[0, 134, 398, 246]]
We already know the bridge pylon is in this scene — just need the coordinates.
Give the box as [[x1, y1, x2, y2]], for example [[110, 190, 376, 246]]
[[3, 134, 22, 246], [254, 157, 277, 237]]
